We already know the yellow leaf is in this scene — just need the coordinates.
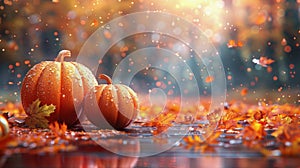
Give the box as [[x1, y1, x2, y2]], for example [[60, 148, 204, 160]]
[[25, 99, 55, 128]]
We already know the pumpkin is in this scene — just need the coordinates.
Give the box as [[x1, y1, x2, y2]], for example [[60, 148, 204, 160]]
[[82, 74, 139, 130], [0, 115, 9, 138], [21, 50, 98, 126]]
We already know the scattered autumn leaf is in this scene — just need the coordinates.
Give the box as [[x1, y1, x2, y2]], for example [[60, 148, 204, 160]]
[[240, 88, 248, 96], [38, 144, 77, 154], [227, 39, 243, 48], [183, 131, 221, 153], [25, 99, 55, 129], [252, 56, 275, 67], [242, 121, 266, 140], [183, 135, 204, 145], [49, 121, 67, 138], [205, 76, 214, 83], [142, 111, 178, 135]]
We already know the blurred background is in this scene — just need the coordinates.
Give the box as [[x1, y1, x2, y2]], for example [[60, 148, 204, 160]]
[[0, 0, 299, 104]]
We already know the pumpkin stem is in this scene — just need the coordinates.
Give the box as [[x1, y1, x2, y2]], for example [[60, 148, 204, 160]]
[[99, 74, 112, 84], [55, 50, 71, 62]]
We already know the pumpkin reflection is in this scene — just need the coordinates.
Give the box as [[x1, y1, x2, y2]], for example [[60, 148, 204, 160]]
[[15, 153, 138, 168], [95, 137, 141, 157], [62, 154, 138, 168], [88, 155, 138, 168], [15, 139, 139, 168]]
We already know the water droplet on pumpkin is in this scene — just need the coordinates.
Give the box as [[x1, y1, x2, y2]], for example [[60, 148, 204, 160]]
[[62, 94, 66, 98], [110, 99, 114, 102]]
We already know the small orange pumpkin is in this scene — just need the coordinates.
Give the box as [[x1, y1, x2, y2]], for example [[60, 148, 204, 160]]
[[21, 50, 98, 126], [83, 74, 139, 130]]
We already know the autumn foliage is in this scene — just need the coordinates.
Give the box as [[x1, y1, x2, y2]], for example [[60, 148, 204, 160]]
[[1, 97, 300, 156]]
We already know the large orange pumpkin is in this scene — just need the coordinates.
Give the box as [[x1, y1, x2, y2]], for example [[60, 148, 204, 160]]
[[82, 74, 139, 130], [21, 50, 98, 126]]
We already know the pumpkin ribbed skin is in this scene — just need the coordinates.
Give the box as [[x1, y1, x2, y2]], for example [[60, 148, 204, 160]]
[[83, 74, 138, 130], [21, 50, 97, 126]]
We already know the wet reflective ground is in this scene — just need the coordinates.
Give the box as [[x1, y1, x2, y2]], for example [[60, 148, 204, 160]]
[[1, 101, 300, 168], [2, 145, 300, 168]]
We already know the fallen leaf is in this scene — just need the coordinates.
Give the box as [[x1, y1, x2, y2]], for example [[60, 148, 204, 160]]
[[25, 99, 55, 129], [49, 121, 67, 138]]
